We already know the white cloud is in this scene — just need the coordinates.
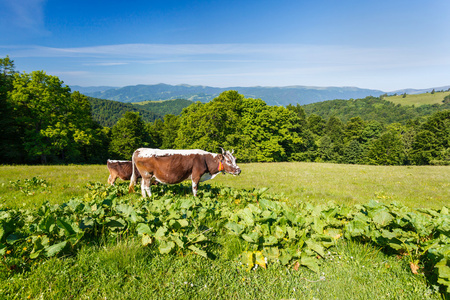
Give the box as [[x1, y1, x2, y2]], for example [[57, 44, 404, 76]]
[[1, 0, 49, 36], [4, 43, 446, 69], [2, 43, 449, 91]]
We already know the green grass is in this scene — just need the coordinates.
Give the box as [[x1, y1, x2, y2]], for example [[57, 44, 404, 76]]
[[0, 163, 448, 299], [1, 162, 448, 210], [0, 165, 106, 208], [213, 162, 449, 210], [1, 239, 439, 300], [385, 91, 450, 106]]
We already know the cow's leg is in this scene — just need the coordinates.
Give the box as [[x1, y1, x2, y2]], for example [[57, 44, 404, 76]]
[[191, 177, 200, 197], [141, 176, 152, 197], [108, 172, 117, 185], [108, 174, 114, 185]]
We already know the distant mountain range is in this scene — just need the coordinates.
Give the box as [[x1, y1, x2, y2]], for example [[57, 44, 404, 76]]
[[71, 84, 450, 106]]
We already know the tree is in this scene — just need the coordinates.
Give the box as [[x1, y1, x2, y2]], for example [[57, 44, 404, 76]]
[[175, 91, 244, 152], [411, 110, 450, 164], [0, 56, 22, 162], [147, 118, 164, 148], [286, 103, 307, 127], [237, 101, 302, 162], [8, 71, 94, 163], [307, 114, 326, 136], [366, 130, 405, 165], [410, 130, 438, 165], [443, 95, 450, 104], [326, 116, 345, 143], [360, 121, 384, 143], [160, 114, 180, 149], [345, 117, 365, 141], [109, 111, 152, 159], [342, 139, 363, 164]]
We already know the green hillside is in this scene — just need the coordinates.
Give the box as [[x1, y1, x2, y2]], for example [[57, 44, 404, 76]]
[[88, 97, 162, 127], [385, 90, 450, 106], [303, 95, 450, 124], [133, 98, 193, 116]]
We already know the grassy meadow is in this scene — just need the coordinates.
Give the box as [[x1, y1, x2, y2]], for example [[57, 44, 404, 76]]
[[1, 162, 448, 210], [385, 91, 450, 106], [0, 163, 448, 299]]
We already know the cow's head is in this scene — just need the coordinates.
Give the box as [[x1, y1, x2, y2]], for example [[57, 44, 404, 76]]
[[220, 148, 241, 175]]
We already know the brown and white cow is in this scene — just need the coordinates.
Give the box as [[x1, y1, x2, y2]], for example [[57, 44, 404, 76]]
[[107, 159, 141, 185], [128, 148, 241, 197]]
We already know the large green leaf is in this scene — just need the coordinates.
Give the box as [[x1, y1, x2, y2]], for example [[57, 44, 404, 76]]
[[263, 235, 278, 246], [274, 226, 285, 240], [279, 249, 292, 265], [170, 219, 189, 230], [56, 218, 77, 236], [136, 223, 152, 235], [180, 199, 194, 209], [155, 226, 168, 239], [436, 258, 450, 293], [45, 241, 67, 257], [262, 247, 280, 261], [372, 211, 394, 227], [188, 245, 208, 258], [142, 233, 152, 246], [306, 239, 325, 257], [6, 233, 22, 245], [225, 222, 245, 235], [344, 219, 368, 238], [242, 232, 260, 243], [300, 254, 320, 273], [238, 208, 255, 226], [105, 217, 126, 229], [158, 240, 175, 254]]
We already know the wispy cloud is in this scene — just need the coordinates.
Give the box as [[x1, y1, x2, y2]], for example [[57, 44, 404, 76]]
[[82, 62, 129, 66], [1, 0, 49, 36], [2, 43, 449, 90], [5, 43, 446, 71]]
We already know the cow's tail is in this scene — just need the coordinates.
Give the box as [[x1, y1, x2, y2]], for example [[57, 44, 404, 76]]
[[128, 152, 137, 193]]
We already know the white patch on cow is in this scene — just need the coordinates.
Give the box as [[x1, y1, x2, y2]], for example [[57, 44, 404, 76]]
[[153, 175, 168, 184], [144, 186, 151, 197], [107, 159, 129, 163], [192, 181, 198, 197], [200, 172, 220, 182], [227, 152, 238, 168], [137, 148, 217, 158]]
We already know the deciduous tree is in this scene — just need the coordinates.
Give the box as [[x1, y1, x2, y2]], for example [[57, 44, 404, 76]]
[[109, 111, 152, 159]]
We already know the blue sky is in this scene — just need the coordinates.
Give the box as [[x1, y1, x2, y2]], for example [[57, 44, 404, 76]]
[[1, 0, 449, 91]]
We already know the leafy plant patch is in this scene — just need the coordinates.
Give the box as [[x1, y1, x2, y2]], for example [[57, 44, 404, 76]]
[[0, 181, 449, 294], [9, 176, 50, 196]]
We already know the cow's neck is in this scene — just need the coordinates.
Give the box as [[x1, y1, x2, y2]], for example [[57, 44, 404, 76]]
[[206, 154, 223, 175]]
